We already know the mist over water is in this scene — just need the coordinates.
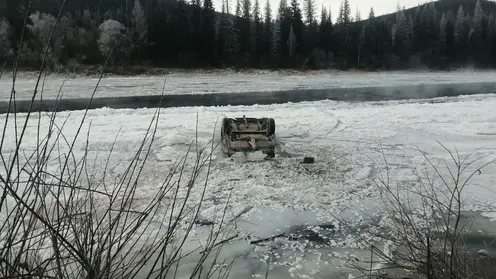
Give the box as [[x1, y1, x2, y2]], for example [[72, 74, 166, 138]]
[[1, 80, 496, 114], [1, 70, 496, 113]]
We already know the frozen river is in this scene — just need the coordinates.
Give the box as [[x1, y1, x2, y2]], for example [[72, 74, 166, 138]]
[[0, 70, 495, 100], [1, 89, 495, 278], [2, 70, 496, 113]]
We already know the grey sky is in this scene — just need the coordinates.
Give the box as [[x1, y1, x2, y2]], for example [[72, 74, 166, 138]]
[[212, 0, 428, 21]]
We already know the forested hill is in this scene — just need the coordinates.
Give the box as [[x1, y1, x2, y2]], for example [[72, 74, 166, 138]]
[[0, 0, 496, 72], [372, 0, 496, 22]]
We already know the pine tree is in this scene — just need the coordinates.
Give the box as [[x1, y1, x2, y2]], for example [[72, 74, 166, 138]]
[[336, 0, 351, 58], [252, 0, 263, 61], [356, 8, 365, 66], [226, 0, 231, 13], [471, 0, 486, 65], [263, 0, 273, 57], [454, 5, 466, 63], [224, 16, 240, 63], [303, 0, 316, 25], [175, 0, 192, 61], [271, 18, 281, 62], [445, 10, 456, 64], [319, 6, 328, 50], [474, 0, 483, 24], [342, 0, 351, 25], [425, 2, 438, 42], [368, 7, 375, 20], [337, 2, 344, 25], [355, 7, 361, 23], [277, 0, 291, 64], [235, 0, 250, 55], [319, 6, 334, 57], [222, 0, 240, 64], [304, 0, 317, 52], [439, 13, 448, 62], [264, 0, 272, 25], [288, 23, 296, 63], [327, 7, 332, 24], [454, 6, 464, 38], [392, 7, 412, 61], [364, 7, 376, 60], [236, 0, 242, 16], [191, 0, 203, 55], [202, 0, 217, 63], [253, 0, 261, 28], [327, 7, 334, 54], [290, 0, 304, 55], [277, 0, 287, 21], [411, 6, 422, 53], [218, 0, 231, 61], [243, 0, 251, 19]]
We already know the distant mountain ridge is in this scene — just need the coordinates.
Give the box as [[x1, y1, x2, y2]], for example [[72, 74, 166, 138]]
[[371, 0, 496, 21]]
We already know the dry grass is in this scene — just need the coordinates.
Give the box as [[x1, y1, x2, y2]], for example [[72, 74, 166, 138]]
[[335, 143, 496, 279], [0, 2, 235, 278]]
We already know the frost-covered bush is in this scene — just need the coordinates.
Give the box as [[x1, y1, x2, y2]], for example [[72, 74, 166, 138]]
[[65, 9, 99, 64], [26, 12, 63, 67], [98, 19, 131, 64], [28, 12, 58, 47], [0, 19, 13, 61], [18, 43, 38, 64]]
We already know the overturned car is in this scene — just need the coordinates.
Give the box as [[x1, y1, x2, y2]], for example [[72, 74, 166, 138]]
[[220, 116, 276, 159]]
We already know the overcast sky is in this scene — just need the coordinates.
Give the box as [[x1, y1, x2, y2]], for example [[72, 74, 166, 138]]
[[212, 0, 431, 21]]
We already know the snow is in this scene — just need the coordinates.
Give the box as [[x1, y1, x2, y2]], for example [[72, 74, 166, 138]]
[[1, 91, 496, 278], [2, 70, 496, 101]]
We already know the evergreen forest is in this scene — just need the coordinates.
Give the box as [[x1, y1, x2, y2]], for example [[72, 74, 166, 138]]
[[1, 0, 496, 71]]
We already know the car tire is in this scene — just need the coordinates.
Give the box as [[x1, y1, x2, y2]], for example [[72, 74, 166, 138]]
[[266, 118, 275, 136]]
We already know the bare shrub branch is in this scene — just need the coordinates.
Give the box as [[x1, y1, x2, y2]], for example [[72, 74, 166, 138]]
[[0, 3, 236, 278]]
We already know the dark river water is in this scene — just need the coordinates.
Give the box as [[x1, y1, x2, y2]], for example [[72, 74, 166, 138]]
[[1, 81, 496, 113]]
